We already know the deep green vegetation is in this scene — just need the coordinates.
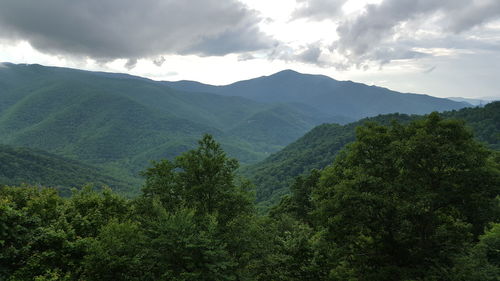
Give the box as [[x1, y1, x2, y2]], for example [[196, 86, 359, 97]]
[[0, 63, 473, 197], [0, 145, 134, 196], [0, 63, 332, 186], [246, 102, 500, 208], [2, 115, 499, 280]]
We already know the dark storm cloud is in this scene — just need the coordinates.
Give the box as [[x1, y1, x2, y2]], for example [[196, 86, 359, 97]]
[[334, 0, 500, 64], [0, 0, 275, 61], [293, 0, 348, 21]]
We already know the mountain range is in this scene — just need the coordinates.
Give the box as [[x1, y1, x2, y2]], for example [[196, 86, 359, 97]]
[[0, 63, 474, 196], [164, 69, 468, 120]]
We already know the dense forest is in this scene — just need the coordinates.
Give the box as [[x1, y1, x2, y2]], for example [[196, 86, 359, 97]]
[[2, 113, 499, 280], [246, 102, 500, 208], [0, 145, 133, 196], [0, 63, 469, 191]]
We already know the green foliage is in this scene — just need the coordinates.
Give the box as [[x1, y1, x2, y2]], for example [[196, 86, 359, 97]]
[[1, 129, 498, 281], [442, 101, 500, 150], [270, 169, 320, 225], [140, 208, 235, 281], [82, 221, 146, 280], [0, 144, 132, 196], [312, 113, 500, 280], [451, 223, 500, 280], [247, 103, 500, 209], [0, 63, 342, 196], [141, 134, 253, 218], [244, 113, 416, 208]]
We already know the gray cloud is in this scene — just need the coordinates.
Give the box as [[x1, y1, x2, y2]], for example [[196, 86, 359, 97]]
[[0, 0, 275, 62], [237, 53, 256, 61], [153, 56, 166, 67], [296, 43, 323, 64], [124, 58, 138, 70], [293, 0, 348, 21], [334, 0, 500, 66]]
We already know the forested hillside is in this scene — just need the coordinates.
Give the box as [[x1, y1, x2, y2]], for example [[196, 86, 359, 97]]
[[0, 145, 133, 196], [0, 63, 472, 197], [2, 118, 498, 280], [246, 102, 500, 208], [0, 63, 332, 186]]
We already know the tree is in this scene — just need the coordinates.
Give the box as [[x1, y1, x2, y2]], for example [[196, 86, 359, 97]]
[[139, 134, 257, 279], [451, 222, 500, 281], [82, 221, 147, 280], [141, 134, 253, 221], [313, 113, 500, 280], [270, 169, 321, 225]]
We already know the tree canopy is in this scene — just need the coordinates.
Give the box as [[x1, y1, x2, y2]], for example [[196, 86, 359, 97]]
[[1, 118, 499, 280]]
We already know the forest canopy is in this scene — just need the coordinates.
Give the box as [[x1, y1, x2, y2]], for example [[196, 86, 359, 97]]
[[1, 114, 499, 280]]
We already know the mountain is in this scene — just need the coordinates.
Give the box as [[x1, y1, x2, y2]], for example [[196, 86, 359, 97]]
[[0, 144, 132, 196], [0, 63, 332, 188], [0, 63, 476, 196], [245, 102, 500, 208], [447, 97, 490, 106], [164, 69, 469, 120]]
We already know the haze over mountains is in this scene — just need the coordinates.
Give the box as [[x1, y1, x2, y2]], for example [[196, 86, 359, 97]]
[[0, 62, 473, 194], [164, 69, 468, 120]]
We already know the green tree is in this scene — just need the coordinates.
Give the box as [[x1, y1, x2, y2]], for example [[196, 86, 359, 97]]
[[451, 222, 500, 280], [141, 134, 253, 220], [142, 207, 234, 281], [139, 134, 257, 280], [82, 221, 146, 280], [313, 113, 500, 280], [270, 169, 321, 225]]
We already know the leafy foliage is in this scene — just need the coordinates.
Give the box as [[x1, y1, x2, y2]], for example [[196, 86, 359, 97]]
[[0, 63, 336, 196], [247, 102, 500, 209], [312, 113, 499, 280], [1, 128, 498, 280], [0, 145, 132, 196]]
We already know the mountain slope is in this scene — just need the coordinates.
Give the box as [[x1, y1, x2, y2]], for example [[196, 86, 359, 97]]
[[245, 102, 500, 208], [165, 69, 469, 120], [0, 145, 133, 196], [0, 64, 339, 158], [1, 63, 355, 194]]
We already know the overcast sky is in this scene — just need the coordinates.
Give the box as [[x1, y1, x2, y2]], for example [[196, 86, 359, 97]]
[[0, 0, 499, 99]]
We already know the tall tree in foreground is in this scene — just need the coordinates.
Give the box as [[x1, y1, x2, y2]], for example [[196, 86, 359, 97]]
[[137, 134, 257, 280], [141, 134, 253, 219], [313, 113, 500, 280]]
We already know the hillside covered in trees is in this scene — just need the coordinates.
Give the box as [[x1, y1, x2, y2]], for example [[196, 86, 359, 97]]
[[0, 145, 134, 196], [0, 63, 470, 197], [245, 102, 500, 208], [2, 114, 499, 280]]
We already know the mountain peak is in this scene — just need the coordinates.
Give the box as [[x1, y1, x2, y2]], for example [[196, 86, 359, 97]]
[[271, 69, 302, 77]]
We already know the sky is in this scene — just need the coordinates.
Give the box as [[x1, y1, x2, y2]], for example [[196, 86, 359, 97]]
[[0, 0, 499, 99]]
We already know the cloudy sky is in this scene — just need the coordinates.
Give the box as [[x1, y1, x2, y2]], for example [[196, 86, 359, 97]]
[[0, 0, 499, 99]]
